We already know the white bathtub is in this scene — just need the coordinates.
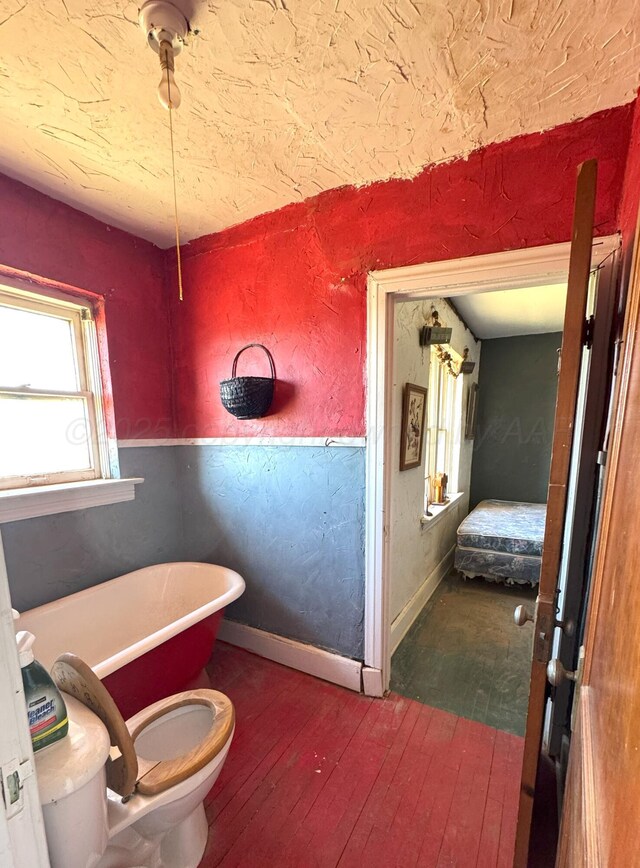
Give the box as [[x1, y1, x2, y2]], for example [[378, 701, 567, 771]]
[[17, 562, 245, 718]]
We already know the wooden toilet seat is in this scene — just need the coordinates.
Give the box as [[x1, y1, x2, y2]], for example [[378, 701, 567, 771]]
[[129, 690, 234, 796], [51, 653, 234, 801]]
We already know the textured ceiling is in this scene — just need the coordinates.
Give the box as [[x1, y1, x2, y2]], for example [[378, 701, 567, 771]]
[[454, 283, 567, 338], [1, 0, 639, 247]]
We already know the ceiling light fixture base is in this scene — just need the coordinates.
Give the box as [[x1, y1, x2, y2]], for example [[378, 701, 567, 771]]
[[138, 0, 189, 55]]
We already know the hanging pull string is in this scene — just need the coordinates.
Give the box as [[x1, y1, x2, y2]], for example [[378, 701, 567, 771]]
[[160, 40, 184, 302]]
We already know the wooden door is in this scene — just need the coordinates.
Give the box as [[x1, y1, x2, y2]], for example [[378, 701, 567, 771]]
[[556, 213, 640, 865], [513, 160, 598, 866]]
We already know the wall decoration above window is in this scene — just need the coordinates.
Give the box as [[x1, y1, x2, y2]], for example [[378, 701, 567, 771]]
[[400, 382, 428, 471], [421, 311, 475, 376], [419, 323, 453, 346], [419, 309, 452, 346], [434, 344, 476, 378], [459, 347, 476, 374], [220, 344, 276, 420]]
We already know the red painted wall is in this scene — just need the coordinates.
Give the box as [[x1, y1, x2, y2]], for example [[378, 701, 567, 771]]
[[0, 174, 172, 439], [619, 93, 640, 255], [168, 104, 634, 439], [1, 103, 634, 444]]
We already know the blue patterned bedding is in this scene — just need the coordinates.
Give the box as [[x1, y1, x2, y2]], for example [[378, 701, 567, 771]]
[[454, 500, 547, 586]]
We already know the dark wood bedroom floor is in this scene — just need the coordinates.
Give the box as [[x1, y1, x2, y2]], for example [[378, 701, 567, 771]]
[[391, 572, 536, 736], [201, 642, 522, 867]]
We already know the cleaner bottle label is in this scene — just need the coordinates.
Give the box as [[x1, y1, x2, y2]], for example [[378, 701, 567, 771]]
[[27, 694, 69, 749], [17, 631, 69, 752]]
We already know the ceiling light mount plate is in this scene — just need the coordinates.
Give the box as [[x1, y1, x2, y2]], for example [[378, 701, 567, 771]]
[[139, 0, 189, 55]]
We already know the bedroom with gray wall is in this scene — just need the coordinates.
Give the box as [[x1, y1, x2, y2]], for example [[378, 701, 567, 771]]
[[469, 332, 562, 508]]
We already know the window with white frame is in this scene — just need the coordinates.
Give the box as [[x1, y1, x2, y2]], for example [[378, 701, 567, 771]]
[[0, 285, 108, 491], [425, 347, 463, 509]]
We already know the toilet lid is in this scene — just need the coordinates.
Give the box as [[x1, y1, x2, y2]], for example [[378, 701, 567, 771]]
[[52, 653, 138, 799]]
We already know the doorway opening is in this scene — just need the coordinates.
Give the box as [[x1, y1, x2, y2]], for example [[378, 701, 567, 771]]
[[364, 235, 621, 862], [389, 284, 566, 736], [363, 237, 619, 705]]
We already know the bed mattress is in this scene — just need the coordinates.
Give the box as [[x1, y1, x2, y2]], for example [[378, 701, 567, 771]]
[[454, 499, 547, 586]]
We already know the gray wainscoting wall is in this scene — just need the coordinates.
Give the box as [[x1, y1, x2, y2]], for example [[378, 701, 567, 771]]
[[3, 447, 183, 611], [4, 443, 366, 662], [177, 445, 366, 660], [469, 332, 562, 508]]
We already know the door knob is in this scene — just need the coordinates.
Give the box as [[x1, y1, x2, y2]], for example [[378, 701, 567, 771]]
[[514, 605, 534, 626], [547, 659, 578, 687], [514, 605, 575, 637]]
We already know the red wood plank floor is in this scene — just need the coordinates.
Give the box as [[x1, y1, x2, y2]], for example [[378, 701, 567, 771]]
[[199, 642, 523, 868]]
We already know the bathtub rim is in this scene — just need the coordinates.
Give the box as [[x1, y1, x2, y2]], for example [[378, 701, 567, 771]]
[[16, 561, 245, 679]]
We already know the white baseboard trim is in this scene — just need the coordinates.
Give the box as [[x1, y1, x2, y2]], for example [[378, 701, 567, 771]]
[[118, 436, 366, 449], [362, 666, 385, 698], [218, 620, 363, 693], [390, 546, 455, 655]]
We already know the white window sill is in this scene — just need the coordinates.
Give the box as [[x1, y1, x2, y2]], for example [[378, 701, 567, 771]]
[[420, 491, 464, 531], [0, 478, 144, 523]]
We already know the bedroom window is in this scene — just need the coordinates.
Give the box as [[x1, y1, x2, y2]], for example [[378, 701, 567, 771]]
[[0, 285, 108, 491], [425, 347, 463, 508]]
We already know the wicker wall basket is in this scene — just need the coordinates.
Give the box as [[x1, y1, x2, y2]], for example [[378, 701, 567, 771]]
[[219, 343, 276, 419]]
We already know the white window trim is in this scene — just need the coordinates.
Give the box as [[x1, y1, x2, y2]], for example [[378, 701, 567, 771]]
[[0, 478, 144, 523], [0, 285, 109, 491], [0, 275, 141, 520], [420, 490, 465, 530]]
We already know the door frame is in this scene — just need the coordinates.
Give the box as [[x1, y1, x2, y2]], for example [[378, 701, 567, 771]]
[[556, 214, 640, 867], [363, 236, 620, 696], [547, 244, 620, 762]]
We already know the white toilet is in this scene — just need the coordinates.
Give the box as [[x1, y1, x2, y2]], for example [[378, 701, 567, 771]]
[[34, 653, 235, 868]]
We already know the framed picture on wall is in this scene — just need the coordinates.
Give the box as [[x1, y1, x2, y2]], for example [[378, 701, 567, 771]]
[[400, 383, 428, 471], [465, 382, 479, 440]]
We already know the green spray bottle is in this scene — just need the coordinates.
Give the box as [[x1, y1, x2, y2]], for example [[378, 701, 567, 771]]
[[17, 631, 69, 752]]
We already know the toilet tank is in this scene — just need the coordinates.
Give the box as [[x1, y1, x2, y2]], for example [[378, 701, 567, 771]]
[[34, 695, 111, 868]]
